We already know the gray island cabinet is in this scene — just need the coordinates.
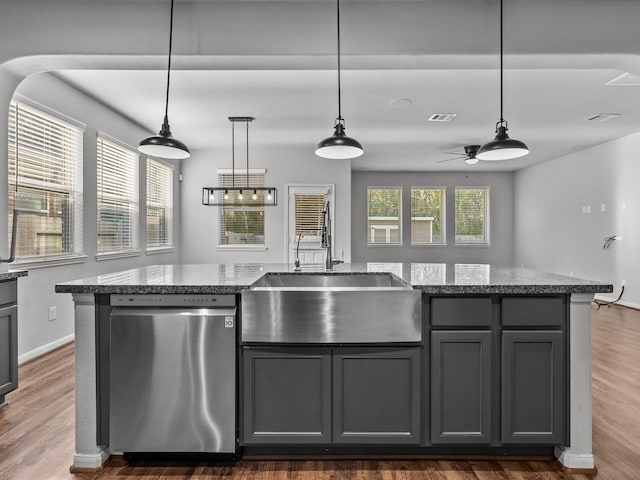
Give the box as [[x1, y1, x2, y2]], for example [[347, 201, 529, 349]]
[[0, 272, 27, 405], [55, 263, 612, 471]]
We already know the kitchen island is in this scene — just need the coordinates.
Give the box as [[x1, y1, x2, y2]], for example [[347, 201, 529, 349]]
[[56, 263, 612, 471]]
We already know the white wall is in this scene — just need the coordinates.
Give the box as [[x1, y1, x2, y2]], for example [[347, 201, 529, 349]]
[[351, 171, 515, 265], [514, 132, 640, 307], [181, 145, 351, 264], [9, 73, 181, 361]]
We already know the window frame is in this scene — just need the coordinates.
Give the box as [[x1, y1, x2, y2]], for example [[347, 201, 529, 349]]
[[366, 186, 403, 246], [217, 168, 267, 251], [7, 97, 85, 266], [95, 133, 140, 259], [146, 157, 174, 252], [410, 186, 447, 246], [454, 186, 491, 246]]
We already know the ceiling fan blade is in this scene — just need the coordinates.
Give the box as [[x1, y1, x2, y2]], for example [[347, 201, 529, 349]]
[[444, 152, 464, 155], [437, 156, 466, 163]]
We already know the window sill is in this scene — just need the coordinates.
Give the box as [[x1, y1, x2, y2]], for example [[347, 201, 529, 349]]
[[411, 243, 448, 247], [455, 243, 492, 247], [8, 254, 88, 270], [367, 243, 404, 247], [96, 250, 142, 261], [146, 247, 175, 256], [217, 245, 267, 252]]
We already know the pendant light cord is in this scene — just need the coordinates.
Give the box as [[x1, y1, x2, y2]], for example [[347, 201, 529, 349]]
[[231, 120, 235, 189], [164, 0, 175, 123], [336, 0, 342, 122], [499, 0, 504, 125], [246, 120, 250, 189]]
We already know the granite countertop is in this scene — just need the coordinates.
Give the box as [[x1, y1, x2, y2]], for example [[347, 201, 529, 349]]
[[55, 263, 613, 295], [0, 270, 28, 282]]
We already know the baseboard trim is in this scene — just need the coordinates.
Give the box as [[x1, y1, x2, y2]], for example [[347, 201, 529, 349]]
[[72, 449, 110, 470], [554, 446, 596, 470], [593, 295, 640, 311], [18, 334, 75, 365]]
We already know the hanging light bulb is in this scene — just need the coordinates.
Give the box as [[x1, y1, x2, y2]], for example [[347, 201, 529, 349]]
[[238, 190, 243, 200], [267, 189, 273, 201], [138, 0, 190, 160], [252, 190, 258, 200], [315, 0, 364, 159], [223, 189, 229, 200]]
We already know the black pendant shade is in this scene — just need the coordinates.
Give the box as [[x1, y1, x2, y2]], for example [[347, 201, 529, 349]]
[[315, 0, 364, 160], [138, 0, 190, 160], [476, 0, 528, 161]]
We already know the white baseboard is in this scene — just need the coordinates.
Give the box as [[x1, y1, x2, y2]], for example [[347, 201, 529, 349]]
[[594, 294, 640, 311], [73, 448, 110, 469], [18, 333, 74, 365], [554, 446, 595, 469]]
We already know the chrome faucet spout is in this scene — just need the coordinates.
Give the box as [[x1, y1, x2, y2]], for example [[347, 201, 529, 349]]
[[294, 234, 303, 271], [321, 201, 333, 270]]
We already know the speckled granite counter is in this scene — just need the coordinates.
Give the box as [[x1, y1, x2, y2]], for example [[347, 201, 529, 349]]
[[55, 262, 612, 295], [0, 270, 28, 282]]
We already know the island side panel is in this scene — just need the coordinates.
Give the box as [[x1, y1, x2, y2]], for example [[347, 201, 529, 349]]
[[555, 293, 595, 469], [71, 293, 110, 469]]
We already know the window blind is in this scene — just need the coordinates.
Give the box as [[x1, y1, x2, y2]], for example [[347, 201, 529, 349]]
[[8, 102, 83, 259], [146, 159, 173, 248], [219, 172, 265, 245], [367, 187, 402, 245], [97, 136, 139, 253], [455, 187, 490, 244], [295, 194, 325, 239]]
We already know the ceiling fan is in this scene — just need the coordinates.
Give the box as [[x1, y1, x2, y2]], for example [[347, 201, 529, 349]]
[[438, 145, 480, 165]]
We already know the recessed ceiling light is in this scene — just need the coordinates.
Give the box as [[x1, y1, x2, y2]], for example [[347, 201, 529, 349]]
[[388, 98, 412, 108], [584, 113, 621, 122], [428, 113, 457, 122], [606, 72, 640, 86]]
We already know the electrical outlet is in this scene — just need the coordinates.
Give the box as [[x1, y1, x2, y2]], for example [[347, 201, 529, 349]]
[[621, 280, 626, 287], [48, 306, 56, 321]]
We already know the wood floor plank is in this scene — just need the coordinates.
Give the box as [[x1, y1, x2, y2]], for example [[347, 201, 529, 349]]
[[1, 303, 640, 479]]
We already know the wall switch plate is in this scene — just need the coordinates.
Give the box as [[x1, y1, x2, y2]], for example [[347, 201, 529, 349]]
[[48, 306, 56, 321], [601, 203, 606, 212], [621, 280, 626, 287]]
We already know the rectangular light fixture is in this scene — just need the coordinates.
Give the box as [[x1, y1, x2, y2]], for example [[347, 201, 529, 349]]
[[202, 186, 278, 206]]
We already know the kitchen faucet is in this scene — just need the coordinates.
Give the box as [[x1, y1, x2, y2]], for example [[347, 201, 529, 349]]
[[294, 234, 303, 271], [321, 201, 343, 270]]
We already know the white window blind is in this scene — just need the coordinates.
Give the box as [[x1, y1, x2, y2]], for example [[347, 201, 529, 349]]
[[295, 193, 325, 240], [97, 136, 139, 253], [219, 172, 265, 246], [8, 101, 83, 260], [146, 159, 173, 248], [455, 187, 490, 244], [367, 187, 402, 245], [411, 188, 445, 245]]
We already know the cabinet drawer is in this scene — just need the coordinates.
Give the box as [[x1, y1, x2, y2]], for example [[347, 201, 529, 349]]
[[431, 297, 492, 327], [502, 297, 565, 327], [0, 281, 16, 307]]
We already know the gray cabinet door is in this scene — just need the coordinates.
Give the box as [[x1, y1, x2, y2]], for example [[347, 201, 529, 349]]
[[333, 347, 421, 444], [431, 330, 492, 444], [242, 347, 332, 444], [0, 305, 18, 403], [502, 330, 565, 444]]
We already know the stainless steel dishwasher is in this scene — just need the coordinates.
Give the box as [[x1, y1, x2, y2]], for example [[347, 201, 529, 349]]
[[109, 294, 236, 455]]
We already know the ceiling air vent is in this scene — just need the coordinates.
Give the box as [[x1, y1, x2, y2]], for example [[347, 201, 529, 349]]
[[584, 114, 621, 123], [428, 113, 457, 122], [606, 72, 640, 86]]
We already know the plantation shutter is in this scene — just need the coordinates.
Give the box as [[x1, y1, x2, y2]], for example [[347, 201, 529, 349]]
[[295, 194, 325, 239], [8, 101, 84, 259], [97, 136, 139, 253], [146, 159, 173, 248], [455, 187, 490, 244]]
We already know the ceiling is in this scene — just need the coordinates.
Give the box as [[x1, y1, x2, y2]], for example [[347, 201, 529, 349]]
[[49, 0, 640, 172]]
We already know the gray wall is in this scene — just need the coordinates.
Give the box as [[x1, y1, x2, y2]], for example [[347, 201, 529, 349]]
[[514, 131, 640, 307], [351, 171, 514, 264], [8, 73, 181, 360]]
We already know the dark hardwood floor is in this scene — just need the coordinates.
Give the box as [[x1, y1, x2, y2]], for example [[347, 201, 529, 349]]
[[1, 303, 639, 479]]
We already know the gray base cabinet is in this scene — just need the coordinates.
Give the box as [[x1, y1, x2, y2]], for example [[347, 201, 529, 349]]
[[502, 330, 565, 444], [333, 348, 420, 443], [242, 346, 421, 445], [0, 281, 18, 404], [243, 347, 332, 444], [430, 331, 492, 444]]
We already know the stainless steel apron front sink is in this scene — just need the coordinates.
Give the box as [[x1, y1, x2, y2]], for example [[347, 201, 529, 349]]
[[241, 272, 422, 343]]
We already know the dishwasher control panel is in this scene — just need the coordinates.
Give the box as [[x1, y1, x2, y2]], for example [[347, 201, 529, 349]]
[[110, 294, 236, 307]]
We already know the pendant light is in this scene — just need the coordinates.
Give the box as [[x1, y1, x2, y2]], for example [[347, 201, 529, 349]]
[[202, 117, 278, 207], [315, 0, 364, 160], [476, 0, 529, 161], [138, 0, 190, 160]]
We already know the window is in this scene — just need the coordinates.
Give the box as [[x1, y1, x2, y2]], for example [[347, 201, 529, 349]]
[[367, 187, 402, 245], [455, 187, 490, 244], [219, 171, 265, 246], [146, 159, 173, 249], [8, 101, 83, 260], [96, 136, 139, 254], [294, 193, 325, 241], [411, 188, 445, 245]]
